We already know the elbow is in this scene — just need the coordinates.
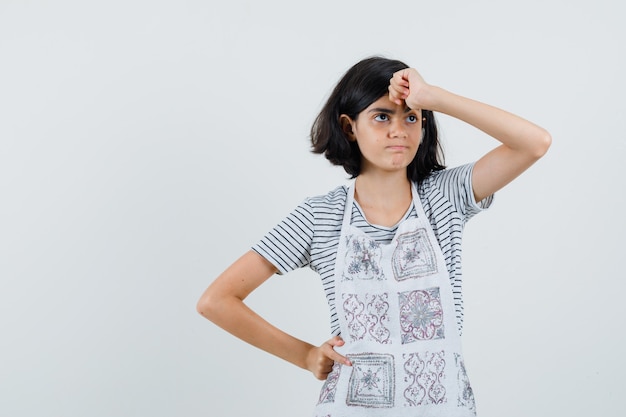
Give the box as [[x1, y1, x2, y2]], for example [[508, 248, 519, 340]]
[[196, 289, 221, 323], [197, 290, 242, 328], [531, 129, 552, 159]]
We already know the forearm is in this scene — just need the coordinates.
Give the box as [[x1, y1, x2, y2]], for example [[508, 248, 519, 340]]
[[426, 86, 551, 157], [198, 253, 350, 380], [199, 292, 315, 370]]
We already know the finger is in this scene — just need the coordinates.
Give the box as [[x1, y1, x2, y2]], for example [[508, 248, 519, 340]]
[[323, 338, 352, 366], [389, 95, 403, 106], [389, 77, 410, 93], [317, 367, 334, 381], [325, 336, 345, 347], [388, 83, 406, 94], [316, 356, 335, 373], [332, 352, 352, 367], [312, 353, 338, 380], [388, 87, 408, 106], [389, 78, 409, 91], [392, 70, 410, 87], [314, 367, 331, 380]]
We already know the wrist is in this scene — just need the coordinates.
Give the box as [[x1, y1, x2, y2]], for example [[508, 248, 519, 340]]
[[301, 343, 318, 371], [420, 85, 448, 112]]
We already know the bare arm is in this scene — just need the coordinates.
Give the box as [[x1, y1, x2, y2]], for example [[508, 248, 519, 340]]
[[389, 69, 552, 201], [196, 250, 351, 380]]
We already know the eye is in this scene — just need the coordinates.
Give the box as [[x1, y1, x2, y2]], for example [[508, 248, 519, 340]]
[[406, 114, 418, 123], [374, 113, 389, 122]]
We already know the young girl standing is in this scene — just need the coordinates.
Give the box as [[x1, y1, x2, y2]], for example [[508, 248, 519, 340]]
[[197, 56, 551, 416]]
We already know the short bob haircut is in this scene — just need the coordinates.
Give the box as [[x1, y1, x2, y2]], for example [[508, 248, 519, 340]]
[[310, 56, 445, 183]]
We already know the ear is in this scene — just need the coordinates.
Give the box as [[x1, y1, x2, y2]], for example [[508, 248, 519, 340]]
[[339, 114, 355, 141]]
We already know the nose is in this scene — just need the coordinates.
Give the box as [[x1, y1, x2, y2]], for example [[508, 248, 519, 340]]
[[389, 118, 407, 139]]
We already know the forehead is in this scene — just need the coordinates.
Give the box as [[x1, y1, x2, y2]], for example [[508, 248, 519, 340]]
[[364, 96, 419, 114]]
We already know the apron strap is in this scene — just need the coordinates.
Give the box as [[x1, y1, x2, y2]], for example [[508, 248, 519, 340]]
[[341, 183, 356, 232]]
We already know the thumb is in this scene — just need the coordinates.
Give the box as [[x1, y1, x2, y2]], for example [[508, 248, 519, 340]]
[[326, 335, 345, 348], [325, 336, 352, 366]]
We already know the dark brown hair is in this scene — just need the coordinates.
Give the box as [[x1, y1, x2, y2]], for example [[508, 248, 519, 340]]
[[310, 56, 445, 182]]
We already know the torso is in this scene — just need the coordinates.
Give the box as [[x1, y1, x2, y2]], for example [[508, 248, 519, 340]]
[[252, 163, 491, 338], [313, 182, 477, 416]]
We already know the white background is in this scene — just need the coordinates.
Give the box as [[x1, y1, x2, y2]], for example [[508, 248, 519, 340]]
[[1, 1, 624, 416]]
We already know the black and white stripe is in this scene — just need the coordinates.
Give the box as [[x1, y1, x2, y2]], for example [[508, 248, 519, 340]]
[[252, 163, 492, 336]]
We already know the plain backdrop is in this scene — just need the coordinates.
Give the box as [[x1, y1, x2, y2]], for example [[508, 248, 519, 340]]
[[1, 1, 624, 416]]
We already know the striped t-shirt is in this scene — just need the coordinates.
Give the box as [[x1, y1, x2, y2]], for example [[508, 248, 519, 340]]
[[252, 163, 493, 336]]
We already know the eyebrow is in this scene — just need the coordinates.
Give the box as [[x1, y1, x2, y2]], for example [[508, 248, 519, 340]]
[[367, 107, 414, 114]]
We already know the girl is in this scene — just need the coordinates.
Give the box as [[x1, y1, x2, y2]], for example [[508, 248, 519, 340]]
[[197, 56, 551, 416]]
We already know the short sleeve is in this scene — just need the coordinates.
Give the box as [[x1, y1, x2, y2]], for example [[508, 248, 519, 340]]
[[429, 162, 494, 223], [251, 200, 315, 275]]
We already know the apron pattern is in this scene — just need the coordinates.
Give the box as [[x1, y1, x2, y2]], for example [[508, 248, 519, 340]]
[[317, 352, 457, 409], [342, 235, 384, 281], [403, 350, 447, 406], [346, 353, 395, 408], [392, 229, 438, 281], [398, 287, 445, 343], [318, 362, 342, 405], [454, 353, 476, 413], [314, 183, 476, 416], [342, 293, 391, 343]]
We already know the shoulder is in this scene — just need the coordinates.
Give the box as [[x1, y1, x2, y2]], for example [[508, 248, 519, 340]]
[[302, 184, 348, 217], [417, 163, 472, 199], [418, 163, 493, 221], [297, 185, 348, 249], [422, 163, 473, 188], [306, 184, 348, 204]]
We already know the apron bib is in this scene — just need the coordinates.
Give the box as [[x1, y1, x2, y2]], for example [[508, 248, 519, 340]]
[[314, 183, 477, 417]]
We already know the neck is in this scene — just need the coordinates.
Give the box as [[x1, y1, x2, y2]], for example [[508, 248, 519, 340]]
[[353, 171, 413, 227]]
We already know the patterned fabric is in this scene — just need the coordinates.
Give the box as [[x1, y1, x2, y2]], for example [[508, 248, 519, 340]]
[[398, 288, 445, 343], [312, 180, 479, 416], [317, 363, 342, 405], [403, 351, 447, 406], [346, 353, 395, 408], [342, 236, 384, 281], [392, 229, 438, 280], [342, 293, 391, 344], [252, 163, 493, 336], [455, 353, 477, 413]]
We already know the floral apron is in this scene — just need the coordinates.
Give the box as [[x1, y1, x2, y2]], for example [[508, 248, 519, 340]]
[[313, 183, 477, 417]]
